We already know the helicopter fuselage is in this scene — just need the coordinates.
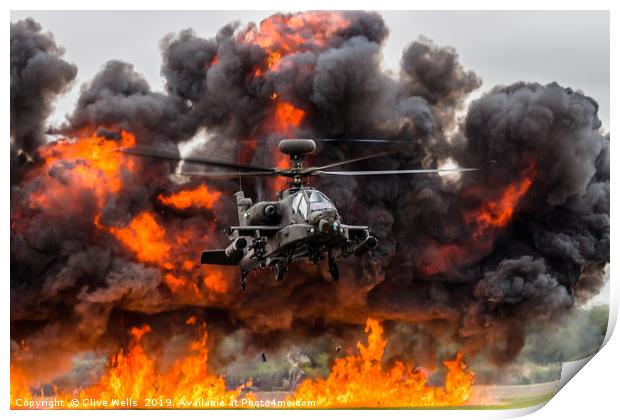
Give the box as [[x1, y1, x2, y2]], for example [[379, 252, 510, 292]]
[[200, 186, 377, 288]]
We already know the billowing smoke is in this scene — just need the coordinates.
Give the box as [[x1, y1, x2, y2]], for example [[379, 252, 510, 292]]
[[10, 12, 609, 385], [62, 60, 196, 146], [10, 18, 77, 181]]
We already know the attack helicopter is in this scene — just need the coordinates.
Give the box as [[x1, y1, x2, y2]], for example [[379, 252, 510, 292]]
[[121, 138, 477, 290]]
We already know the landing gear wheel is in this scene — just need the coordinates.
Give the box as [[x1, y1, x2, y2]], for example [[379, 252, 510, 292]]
[[328, 258, 340, 282], [240, 271, 247, 290], [274, 262, 287, 282]]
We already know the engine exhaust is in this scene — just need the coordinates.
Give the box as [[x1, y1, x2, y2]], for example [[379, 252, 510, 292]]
[[225, 237, 247, 259]]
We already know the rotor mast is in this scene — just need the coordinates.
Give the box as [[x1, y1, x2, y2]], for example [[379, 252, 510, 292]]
[[289, 153, 305, 189], [278, 139, 316, 190]]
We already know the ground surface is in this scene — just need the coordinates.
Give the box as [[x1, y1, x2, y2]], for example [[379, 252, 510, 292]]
[[252, 381, 561, 409]]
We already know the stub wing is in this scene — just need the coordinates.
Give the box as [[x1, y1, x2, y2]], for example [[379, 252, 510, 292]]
[[200, 250, 241, 266], [227, 225, 280, 237]]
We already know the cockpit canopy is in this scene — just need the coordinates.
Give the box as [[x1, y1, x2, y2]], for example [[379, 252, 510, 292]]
[[291, 189, 335, 219], [308, 191, 334, 212]]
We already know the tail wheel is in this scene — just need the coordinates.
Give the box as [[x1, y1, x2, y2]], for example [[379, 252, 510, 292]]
[[274, 262, 287, 282]]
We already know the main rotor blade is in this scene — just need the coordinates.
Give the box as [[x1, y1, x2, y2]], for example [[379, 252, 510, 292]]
[[303, 151, 395, 174], [318, 138, 410, 144], [180, 171, 279, 179], [318, 168, 479, 176], [119, 146, 275, 172]]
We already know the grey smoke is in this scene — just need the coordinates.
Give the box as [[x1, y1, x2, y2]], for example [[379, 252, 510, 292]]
[[10, 18, 77, 179], [64, 60, 196, 146]]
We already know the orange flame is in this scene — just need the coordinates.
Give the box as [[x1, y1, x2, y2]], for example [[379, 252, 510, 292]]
[[10, 366, 32, 406], [11, 324, 251, 409], [268, 100, 305, 191], [78, 324, 250, 407], [102, 211, 229, 295], [202, 270, 228, 294], [273, 153, 291, 191], [21, 130, 229, 296], [105, 212, 172, 268], [158, 184, 222, 210], [26, 131, 136, 214], [273, 102, 305, 134], [38, 130, 136, 193], [289, 319, 474, 408], [466, 165, 536, 239], [11, 320, 474, 409], [420, 164, 537, 275], [242, 12, 342, 192], [245, 12, 350, 76]]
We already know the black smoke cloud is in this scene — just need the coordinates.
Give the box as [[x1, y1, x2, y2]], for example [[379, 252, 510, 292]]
[[10, 18, 77, 180], [461, 83, 609, 304], [400, 38, 481, 130], [63, 60, 196, 147], [10, 12, 609, 383]]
